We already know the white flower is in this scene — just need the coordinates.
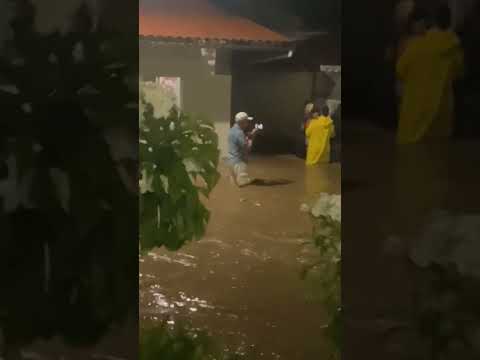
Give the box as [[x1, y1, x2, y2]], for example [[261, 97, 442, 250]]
[[183, 159, 201, 174], [160, 175, 169, 193], [409, 210, 480, 278], [300, 203, 310, 213], [169, 122, 175, 131], [139, 170, 153, 194], [311, 193, 341, 222]]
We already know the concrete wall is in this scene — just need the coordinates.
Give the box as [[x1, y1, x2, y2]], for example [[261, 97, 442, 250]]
[[231, 69, 341, 155], [231, 70, 314, 154], [140, 41, 232, 157]]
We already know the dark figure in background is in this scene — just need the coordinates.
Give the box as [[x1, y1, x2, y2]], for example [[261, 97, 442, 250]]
[[331, 103, 341, 163], [457, 1, 480, 138], [296, 101, 314, 159], [395, 7, 429, 99], [396, 4, 464, 144]]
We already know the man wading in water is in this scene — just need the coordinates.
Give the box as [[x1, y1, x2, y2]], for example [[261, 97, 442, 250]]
[[227, 112, 260, 187]]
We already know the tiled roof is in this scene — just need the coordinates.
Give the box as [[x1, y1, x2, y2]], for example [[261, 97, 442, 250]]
[[139, 0, 290, 45]]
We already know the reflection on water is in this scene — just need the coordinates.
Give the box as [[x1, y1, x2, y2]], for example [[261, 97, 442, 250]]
[[305, 164, 340, 202], [147, 252, 198, 268], [140, 156, 341, 359], [343, 124, 480, 359]]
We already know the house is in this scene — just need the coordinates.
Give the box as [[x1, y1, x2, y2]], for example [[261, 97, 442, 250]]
[[139, 0, 291, 156], [231, 32, 340, 155], [139, 0, 340, 157]]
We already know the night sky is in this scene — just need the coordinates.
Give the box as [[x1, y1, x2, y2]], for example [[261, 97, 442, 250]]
[[211, 0, 340, 33]]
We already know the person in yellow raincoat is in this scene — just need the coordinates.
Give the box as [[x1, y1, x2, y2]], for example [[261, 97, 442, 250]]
[[396, 5, 464, 144], [390, 6, 463, 239], [305, 104, 335, 166], [304, 104, 336, 201], [395, 7, 428, 98]]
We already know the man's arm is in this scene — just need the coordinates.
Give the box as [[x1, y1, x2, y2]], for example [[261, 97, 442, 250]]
[[241, 128, 261, 158], [235, 131, 250, 158], [246, 127, 260, 139]]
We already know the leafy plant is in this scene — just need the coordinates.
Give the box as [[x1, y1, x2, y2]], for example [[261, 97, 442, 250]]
[[301, 194, 341, 359], [415, 265, 480, 359], [138, 98, 226, 357], [0, 1, 220, 358], [408, 211, 480, 359], [139, 97, 220, 252], [140, 324, 246, 360], [0, 2, 137, 358], [137, 71, 221, 359]]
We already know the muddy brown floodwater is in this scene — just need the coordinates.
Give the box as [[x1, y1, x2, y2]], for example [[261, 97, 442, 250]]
[[140, 155, 341, 360]]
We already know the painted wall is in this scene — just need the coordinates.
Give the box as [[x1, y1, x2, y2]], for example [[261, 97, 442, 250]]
[[140, 41, 232, 157], [231, 70, 311, 153], [231, 69, 340, 154]]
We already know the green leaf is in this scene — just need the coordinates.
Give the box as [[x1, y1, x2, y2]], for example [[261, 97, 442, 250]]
[[139, 100, 220, 252]]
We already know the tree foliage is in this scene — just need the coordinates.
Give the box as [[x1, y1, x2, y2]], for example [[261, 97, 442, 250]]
[[407, 211, 480, 358], [0, 1, 138, 355], [302, 194, 341, 359], [140, 323, 246, 360], [416, 265, 480, 359], [139, 99, 220, 252]]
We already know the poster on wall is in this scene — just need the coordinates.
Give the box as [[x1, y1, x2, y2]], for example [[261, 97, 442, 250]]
[[140, 76, 182, 118]]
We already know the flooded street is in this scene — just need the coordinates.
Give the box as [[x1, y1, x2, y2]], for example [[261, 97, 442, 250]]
[[342, 124, 480, 359], [140, 155, 341, 359]]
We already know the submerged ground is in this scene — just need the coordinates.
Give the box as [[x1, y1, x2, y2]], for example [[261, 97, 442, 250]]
[[19, 123, 479, 360], [15, 155, 339, 360], [140, 156, 341, 359]]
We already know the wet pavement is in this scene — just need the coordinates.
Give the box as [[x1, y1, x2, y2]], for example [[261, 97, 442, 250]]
[[140, 155, 341, 359]]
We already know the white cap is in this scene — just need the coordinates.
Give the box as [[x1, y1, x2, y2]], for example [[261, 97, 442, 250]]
[[235, 112, 253, 123]]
